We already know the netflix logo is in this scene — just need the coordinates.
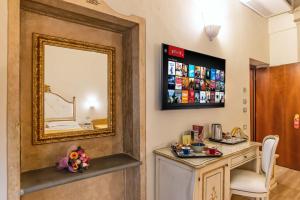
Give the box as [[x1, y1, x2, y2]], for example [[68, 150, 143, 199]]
[[168, 45, 185, 58]]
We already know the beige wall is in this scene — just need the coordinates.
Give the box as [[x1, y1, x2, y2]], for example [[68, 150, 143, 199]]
[[104, 0, 269, 199], [294, 7, 300, 61], [0, 0, 8, 199], [269, 13, 299, 66]]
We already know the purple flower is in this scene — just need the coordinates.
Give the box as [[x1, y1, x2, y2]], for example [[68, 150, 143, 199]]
[[57, 156, 69, 170], [68, 165, 76, 173]]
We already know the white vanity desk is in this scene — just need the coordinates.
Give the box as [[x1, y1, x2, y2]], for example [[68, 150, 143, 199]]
[[154, 141, 261, 200]]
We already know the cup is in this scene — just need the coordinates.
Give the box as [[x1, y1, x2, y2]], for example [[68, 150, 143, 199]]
[[182, 134, 191, 145], [191, 142, 205, 153], [208, 148, 217, 155], [182, 146, 191, 155]]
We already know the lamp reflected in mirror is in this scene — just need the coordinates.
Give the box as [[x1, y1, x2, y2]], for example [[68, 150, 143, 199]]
[[85, 95, 100, 110]]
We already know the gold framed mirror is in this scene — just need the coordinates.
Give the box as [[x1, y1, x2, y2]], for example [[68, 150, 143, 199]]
[[32, 33, 115, 144]]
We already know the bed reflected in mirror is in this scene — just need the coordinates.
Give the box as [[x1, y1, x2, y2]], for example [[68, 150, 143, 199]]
[[32, 33, 115, 144]]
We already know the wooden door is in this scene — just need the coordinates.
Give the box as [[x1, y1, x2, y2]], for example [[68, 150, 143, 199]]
[[283, 63, 300, 169], [250, 66, 255, 141], [255, 63, 300, 170]]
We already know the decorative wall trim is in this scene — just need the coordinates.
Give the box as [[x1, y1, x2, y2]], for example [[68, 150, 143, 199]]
[[7, 0, 21, 199], [0, 0, 8, 199], [86, 0, 100, 6], [294, 7, 300, 22]]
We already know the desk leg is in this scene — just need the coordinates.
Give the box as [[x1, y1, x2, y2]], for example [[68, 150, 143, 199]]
[[256, 147, 260, 173], [224, 163, 231, 200], [256, 147, 261, 200]]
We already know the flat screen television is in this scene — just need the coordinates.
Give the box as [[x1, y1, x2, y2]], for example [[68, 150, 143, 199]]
[[161, 44, 226, 110]]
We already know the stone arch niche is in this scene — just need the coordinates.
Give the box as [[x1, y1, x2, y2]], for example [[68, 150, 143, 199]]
[[7, 0, 145, 199]]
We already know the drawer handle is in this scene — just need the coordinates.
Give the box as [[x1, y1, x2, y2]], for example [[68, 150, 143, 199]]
[[244, 155, 248, 159]]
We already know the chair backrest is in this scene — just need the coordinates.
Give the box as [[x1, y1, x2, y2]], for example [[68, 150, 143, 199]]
[[261, 135, 279, 189]]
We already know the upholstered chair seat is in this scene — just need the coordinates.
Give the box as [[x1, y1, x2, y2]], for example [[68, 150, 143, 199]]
[[231, 169, 267, 193]]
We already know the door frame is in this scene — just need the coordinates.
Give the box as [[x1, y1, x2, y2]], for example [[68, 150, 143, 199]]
[[249, 59, 269, 141], [250, 65, 256, 141]]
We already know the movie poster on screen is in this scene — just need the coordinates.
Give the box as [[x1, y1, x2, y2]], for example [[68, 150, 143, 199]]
[[182, 90, 188, 103], [168, 61, 175, 75]]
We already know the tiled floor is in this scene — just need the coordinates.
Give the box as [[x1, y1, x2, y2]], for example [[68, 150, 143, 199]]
[[232, 166, 300, 200]]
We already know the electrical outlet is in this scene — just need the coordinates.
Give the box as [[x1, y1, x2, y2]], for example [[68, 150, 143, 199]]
[[243, 124, 247, 130], [243, 107, 247, 113], [243, 98, 247, 105]]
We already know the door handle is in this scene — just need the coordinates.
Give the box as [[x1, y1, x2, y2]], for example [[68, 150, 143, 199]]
[[294, 114, 299, 129]]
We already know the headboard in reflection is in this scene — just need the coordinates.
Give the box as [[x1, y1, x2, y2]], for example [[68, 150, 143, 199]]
[[32, 33, 116, 144]]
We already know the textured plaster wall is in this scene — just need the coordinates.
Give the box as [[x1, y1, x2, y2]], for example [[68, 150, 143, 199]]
[[0, 0, 8, 199]]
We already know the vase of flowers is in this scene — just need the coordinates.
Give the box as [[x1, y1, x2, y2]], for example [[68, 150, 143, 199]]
[[57, 146, 90, 173]]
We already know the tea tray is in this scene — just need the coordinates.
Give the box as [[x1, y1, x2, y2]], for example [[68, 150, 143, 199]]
[[171, 145, 223, 158]]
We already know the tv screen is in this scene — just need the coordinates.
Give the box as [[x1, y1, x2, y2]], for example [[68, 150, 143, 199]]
[[161, 44, 226, 110]]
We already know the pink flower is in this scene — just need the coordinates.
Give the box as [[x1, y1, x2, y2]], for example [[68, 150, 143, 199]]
[[77, 149, 84, 155], [57, 157, 69, 170], [80, 155, 88, 161], [82, 163, 89, 168], [81, 157, 88, 163]]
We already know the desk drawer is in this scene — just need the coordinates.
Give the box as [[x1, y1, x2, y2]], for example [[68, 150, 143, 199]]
[[231, 149, 256, 168]]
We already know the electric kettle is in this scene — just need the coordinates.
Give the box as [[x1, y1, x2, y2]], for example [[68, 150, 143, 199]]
[[211, 124, 223, 141]]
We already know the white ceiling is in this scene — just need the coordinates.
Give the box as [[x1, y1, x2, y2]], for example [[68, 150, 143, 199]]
[[241, 0, 293, 18]]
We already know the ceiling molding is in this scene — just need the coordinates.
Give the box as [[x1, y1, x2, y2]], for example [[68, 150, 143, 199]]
[[294, 6, 300, 22], [294, 0, 300, 8], [250, 58, 269, 68]]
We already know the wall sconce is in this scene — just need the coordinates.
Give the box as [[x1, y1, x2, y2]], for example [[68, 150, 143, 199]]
[[204, 25, 221, 41]]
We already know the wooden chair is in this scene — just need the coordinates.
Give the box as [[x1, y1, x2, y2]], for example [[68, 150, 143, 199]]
[[230, 135, 279, 200]]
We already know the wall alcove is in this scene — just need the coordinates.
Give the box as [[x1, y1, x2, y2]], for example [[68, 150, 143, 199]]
[[8, 0, 145, 200]]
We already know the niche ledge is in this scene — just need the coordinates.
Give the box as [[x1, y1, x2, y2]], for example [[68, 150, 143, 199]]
[[20, 153, 141, 196]]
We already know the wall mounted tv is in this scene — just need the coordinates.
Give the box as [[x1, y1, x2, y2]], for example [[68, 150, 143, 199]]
[[161, 44, 226, 110]]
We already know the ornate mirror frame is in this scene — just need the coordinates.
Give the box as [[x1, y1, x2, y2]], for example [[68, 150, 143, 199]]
[[32, 33, 116, 144]]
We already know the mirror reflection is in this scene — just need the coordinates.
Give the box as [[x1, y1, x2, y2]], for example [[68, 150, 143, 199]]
[[44, 45, 109, 134]]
